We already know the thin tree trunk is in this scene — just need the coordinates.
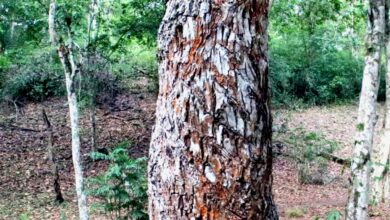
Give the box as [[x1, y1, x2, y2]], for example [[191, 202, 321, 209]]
[[90, 107, 97, 152], [372, 0, 390, 203], [269, 0, 274, 11], [46, 2, 64, 204], [42, 108, 64, 204], [48, 1, 89, 217], [87, 0, 100, 153], [48, 0, 57, 45], [58, 27, 89, 220], [88, 0, 99, 44], [346, 0, 385, 219], [148, 0, 278, 219]]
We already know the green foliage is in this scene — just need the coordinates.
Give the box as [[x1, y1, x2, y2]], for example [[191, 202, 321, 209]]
[[356, 123, 364, 131], [269, 30, 364, 106], [112, 41, 158, 92], [0, 0, 375, 106], [53, 0, 163, 106], [269, 0, 366, 106], [0, 55, 10, 69], [18, 213, 30, 220], [0, 0, 48, 50], [0, 51, 65, 102], [0, 55, 10, 89], [97, 0, 164, 49], [78, 54, 122, 109], [87, 142, 148, 220], [326, 209, 342, 220]]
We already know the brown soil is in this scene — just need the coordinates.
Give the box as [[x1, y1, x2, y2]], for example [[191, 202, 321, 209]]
[[273, 104, 390, 219], [0, 94, 389, 219]]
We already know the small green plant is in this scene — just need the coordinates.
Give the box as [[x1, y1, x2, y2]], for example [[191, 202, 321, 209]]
[[326, 209, 342, 220], [19, 213, 30, 220], [356, 123, 364, 131], [87, 141, 148, 220]]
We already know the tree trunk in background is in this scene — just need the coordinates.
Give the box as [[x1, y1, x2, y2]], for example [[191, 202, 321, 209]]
[[58, 27, 89, 220], [88, 0, 99, 43], [346, 0, 385, 219], [48, 0, 57, 45], [42, 109, 64, 204], [46, 0, 65, 205], [48, 1, 89, 216], [372, 0, 390, 204], [87, 0, 100, 153], [148, 0, 278, 219], [90, 107, 97, 152]]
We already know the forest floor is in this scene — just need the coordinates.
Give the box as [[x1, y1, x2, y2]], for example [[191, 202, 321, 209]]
[[0, 92, 389, 219]]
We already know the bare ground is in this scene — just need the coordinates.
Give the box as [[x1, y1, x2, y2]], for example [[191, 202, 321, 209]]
[[0, 94, 389, 219], [274, 104, 390, 219]]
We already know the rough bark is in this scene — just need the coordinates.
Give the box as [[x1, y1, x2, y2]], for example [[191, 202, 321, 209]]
[[42, 108, 64, 204], [346, 0, 385, 219], [58, 27, 89, 220], [372, 0, 390, 203], [148, 0, 278, 219]]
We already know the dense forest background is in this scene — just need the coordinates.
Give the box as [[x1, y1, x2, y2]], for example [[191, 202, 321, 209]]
[[1, 0, 389, 219], [0, 0, 368, 106]]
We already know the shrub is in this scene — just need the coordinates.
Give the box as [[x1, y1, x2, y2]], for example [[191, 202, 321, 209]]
[[87, 142, 148, 220], [0, 55, 10, 90], [0, 51, 65, 102], [112, 41, 158, 92], [79, 54, 121, 108], [269, 24, 364, 106], [326, 209, 342, 220]]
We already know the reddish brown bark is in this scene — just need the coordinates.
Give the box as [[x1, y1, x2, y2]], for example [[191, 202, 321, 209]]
[[148, 0, 277, 219]]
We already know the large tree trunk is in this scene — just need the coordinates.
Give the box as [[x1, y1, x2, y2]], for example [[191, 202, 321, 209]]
[[58, 28, 89, 220], [148, 0, 278, 219], [372, 0, 390, 204], [346, 0, 385, 219]]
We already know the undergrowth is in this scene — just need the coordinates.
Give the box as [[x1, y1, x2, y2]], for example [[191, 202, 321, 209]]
[[87, 141, 148, 220]]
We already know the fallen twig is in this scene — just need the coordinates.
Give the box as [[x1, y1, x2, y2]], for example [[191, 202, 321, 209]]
[[0, 123, 41, 133]]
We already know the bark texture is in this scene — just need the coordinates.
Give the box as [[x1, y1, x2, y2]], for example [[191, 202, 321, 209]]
[[58, 28, 89, 220], [48, 1, 89, 218], [346, 0, 385, 219], [372, 0, 390, 203], [148, 0, 278, 219]]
